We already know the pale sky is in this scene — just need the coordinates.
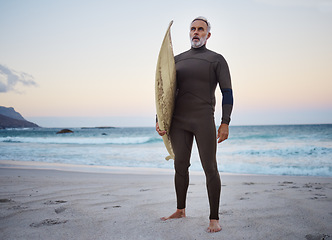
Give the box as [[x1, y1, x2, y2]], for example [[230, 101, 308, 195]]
[[1, 0, 331, 127]]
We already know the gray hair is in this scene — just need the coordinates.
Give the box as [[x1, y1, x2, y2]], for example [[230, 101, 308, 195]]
[[191, 16, 211, 33]]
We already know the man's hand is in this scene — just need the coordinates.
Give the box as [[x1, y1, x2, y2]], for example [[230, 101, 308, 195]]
[[156, 122, 167, 136], [217, 123, 229, 143]]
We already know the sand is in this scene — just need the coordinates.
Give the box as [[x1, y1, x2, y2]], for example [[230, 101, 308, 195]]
[[0, 160, 331, 240]]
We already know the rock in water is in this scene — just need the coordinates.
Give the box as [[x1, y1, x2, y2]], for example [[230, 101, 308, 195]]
[[56, 129, 74, 134]]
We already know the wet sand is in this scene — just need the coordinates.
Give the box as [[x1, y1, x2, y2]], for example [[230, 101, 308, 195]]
[[0, 160, 331, 240]]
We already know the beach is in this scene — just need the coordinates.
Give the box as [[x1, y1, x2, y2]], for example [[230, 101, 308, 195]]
[[0, 160, 331, 240]]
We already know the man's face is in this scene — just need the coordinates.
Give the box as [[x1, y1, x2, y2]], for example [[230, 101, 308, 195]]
[[190, 20, 211, 48]]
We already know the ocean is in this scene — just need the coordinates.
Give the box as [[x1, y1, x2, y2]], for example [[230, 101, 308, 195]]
[[0, 124, 331, 177]]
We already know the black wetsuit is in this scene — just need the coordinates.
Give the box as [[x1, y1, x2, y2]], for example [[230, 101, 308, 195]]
[[170, 45, 233, 220]]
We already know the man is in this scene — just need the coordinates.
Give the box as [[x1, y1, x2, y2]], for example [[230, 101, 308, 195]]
[[156, 16, 233, 233]]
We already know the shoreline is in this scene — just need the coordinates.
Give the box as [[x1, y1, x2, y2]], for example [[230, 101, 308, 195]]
[[0, 159, 177, 175], [1, 160, 331, 240], [1, 159, 331, 178]]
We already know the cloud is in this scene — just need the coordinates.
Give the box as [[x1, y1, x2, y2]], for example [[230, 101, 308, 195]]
[[0, 64, 37, 93]]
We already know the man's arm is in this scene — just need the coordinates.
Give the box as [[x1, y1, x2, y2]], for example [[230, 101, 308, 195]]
[[216, 56, 233, 143], [217, 88, 233, 143]]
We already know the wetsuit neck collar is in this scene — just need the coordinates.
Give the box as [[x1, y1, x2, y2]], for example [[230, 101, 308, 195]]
[[191, 45, 207, 52]]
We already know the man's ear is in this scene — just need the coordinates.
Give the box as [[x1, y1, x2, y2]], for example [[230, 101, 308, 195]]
[[207, 32, 211, 40]]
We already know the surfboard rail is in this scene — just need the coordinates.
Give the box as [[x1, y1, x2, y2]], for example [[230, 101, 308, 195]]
[[155, 21, 176, 160]]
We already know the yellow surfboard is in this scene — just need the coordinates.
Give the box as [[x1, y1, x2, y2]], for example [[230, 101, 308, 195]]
[[155, 21, 176, 160]]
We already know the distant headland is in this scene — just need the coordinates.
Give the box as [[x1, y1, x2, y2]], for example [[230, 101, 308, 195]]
[[0, 106, 39, 129]]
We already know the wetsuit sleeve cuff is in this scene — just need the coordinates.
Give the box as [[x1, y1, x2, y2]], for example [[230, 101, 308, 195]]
[[220, 88, 233, 125], [221, 104, 233, 125], [221, 118, 230, 125]]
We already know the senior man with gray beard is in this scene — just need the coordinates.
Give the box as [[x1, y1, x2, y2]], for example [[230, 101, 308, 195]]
[[156, 16, 233, 233]]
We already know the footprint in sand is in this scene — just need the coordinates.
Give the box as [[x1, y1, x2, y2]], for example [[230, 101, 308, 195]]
[[220, 210, 233, 216], [305, 233, 330, 240], [104, 205, 122, 210], [0, 198, 14, 203], [8, 205, 28, 210], [243, 182, 255, 185], [278, 181, 301, 189], [0, 199, 28, 211], [239, 197, 250, 200], [278, 181, 294, 186], [55, 206, 66, 214], [303, 183, 324, 189], [44, 200, 67, 205], [139, 189, 150, 192], [310, 194, 327, 200], [245, 192, 258, 195], [30, 218, 68, 227]]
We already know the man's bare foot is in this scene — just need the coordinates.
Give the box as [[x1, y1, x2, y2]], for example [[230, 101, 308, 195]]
[[207, 219, 222, 233], [161, 209, 186, 221]]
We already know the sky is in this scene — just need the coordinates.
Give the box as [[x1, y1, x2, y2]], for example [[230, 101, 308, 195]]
[[0, 0, 331, 127]]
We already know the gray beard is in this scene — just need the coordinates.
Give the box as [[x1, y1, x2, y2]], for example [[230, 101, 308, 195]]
[[190, 35, 208, 48]]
